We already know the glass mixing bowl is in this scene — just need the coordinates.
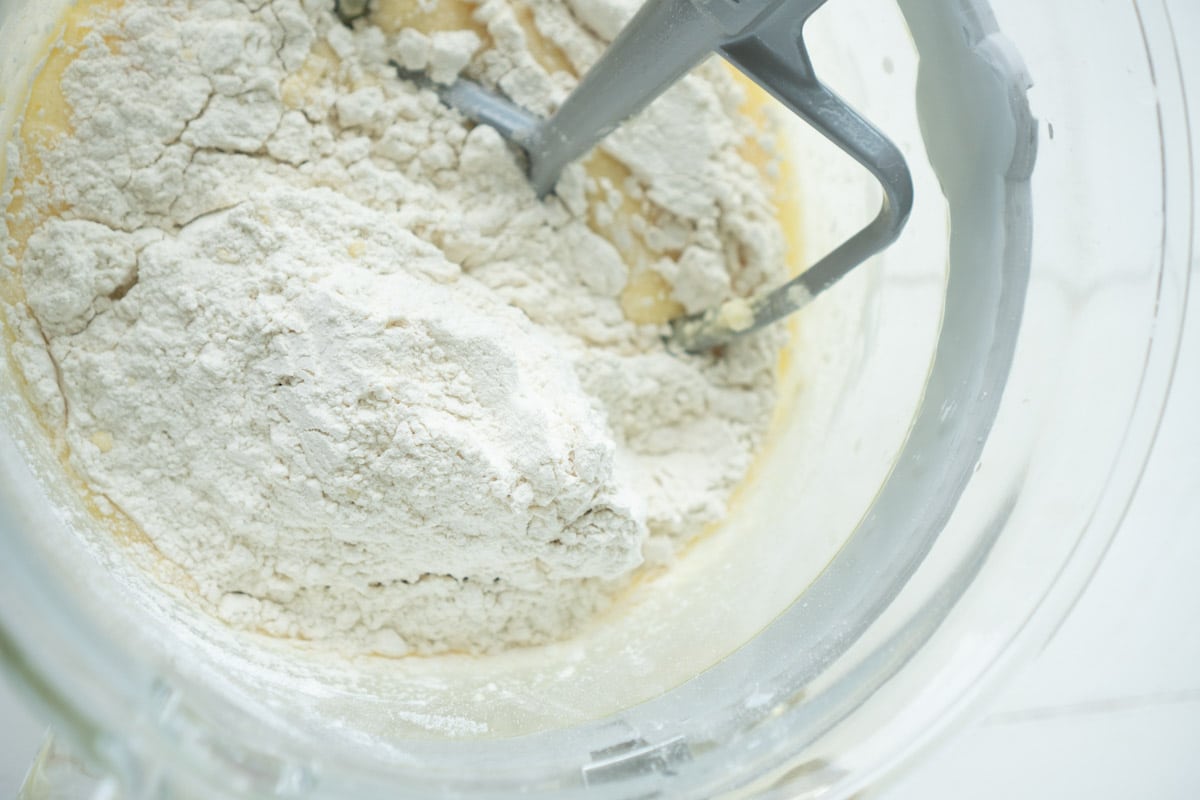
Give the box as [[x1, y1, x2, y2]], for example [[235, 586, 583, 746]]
[[0, 0, 1193, 797]]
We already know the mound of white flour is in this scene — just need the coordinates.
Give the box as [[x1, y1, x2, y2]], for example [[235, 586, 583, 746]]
[[5, 0, 787, 654]]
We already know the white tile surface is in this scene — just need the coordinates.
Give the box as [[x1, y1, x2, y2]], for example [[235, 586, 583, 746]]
[[883, 699, 1200, 800]]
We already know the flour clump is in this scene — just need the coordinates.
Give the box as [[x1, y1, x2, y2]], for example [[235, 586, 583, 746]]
[[4, 0, 789, 654]]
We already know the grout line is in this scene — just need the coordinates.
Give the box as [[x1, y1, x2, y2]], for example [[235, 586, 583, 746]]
[[981, 689, 1200, 726]]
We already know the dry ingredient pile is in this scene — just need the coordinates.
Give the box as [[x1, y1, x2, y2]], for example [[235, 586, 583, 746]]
[[2, 0, 788, 655]]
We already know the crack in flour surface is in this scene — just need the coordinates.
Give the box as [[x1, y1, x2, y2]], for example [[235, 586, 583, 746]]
[[3, 0, 788, 655]]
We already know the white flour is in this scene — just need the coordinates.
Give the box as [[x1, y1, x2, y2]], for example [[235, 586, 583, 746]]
[[4, 0, 787, 654]]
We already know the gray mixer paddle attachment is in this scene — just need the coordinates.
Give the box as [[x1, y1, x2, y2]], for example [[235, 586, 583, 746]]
[[395, 0, 914, 353]]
